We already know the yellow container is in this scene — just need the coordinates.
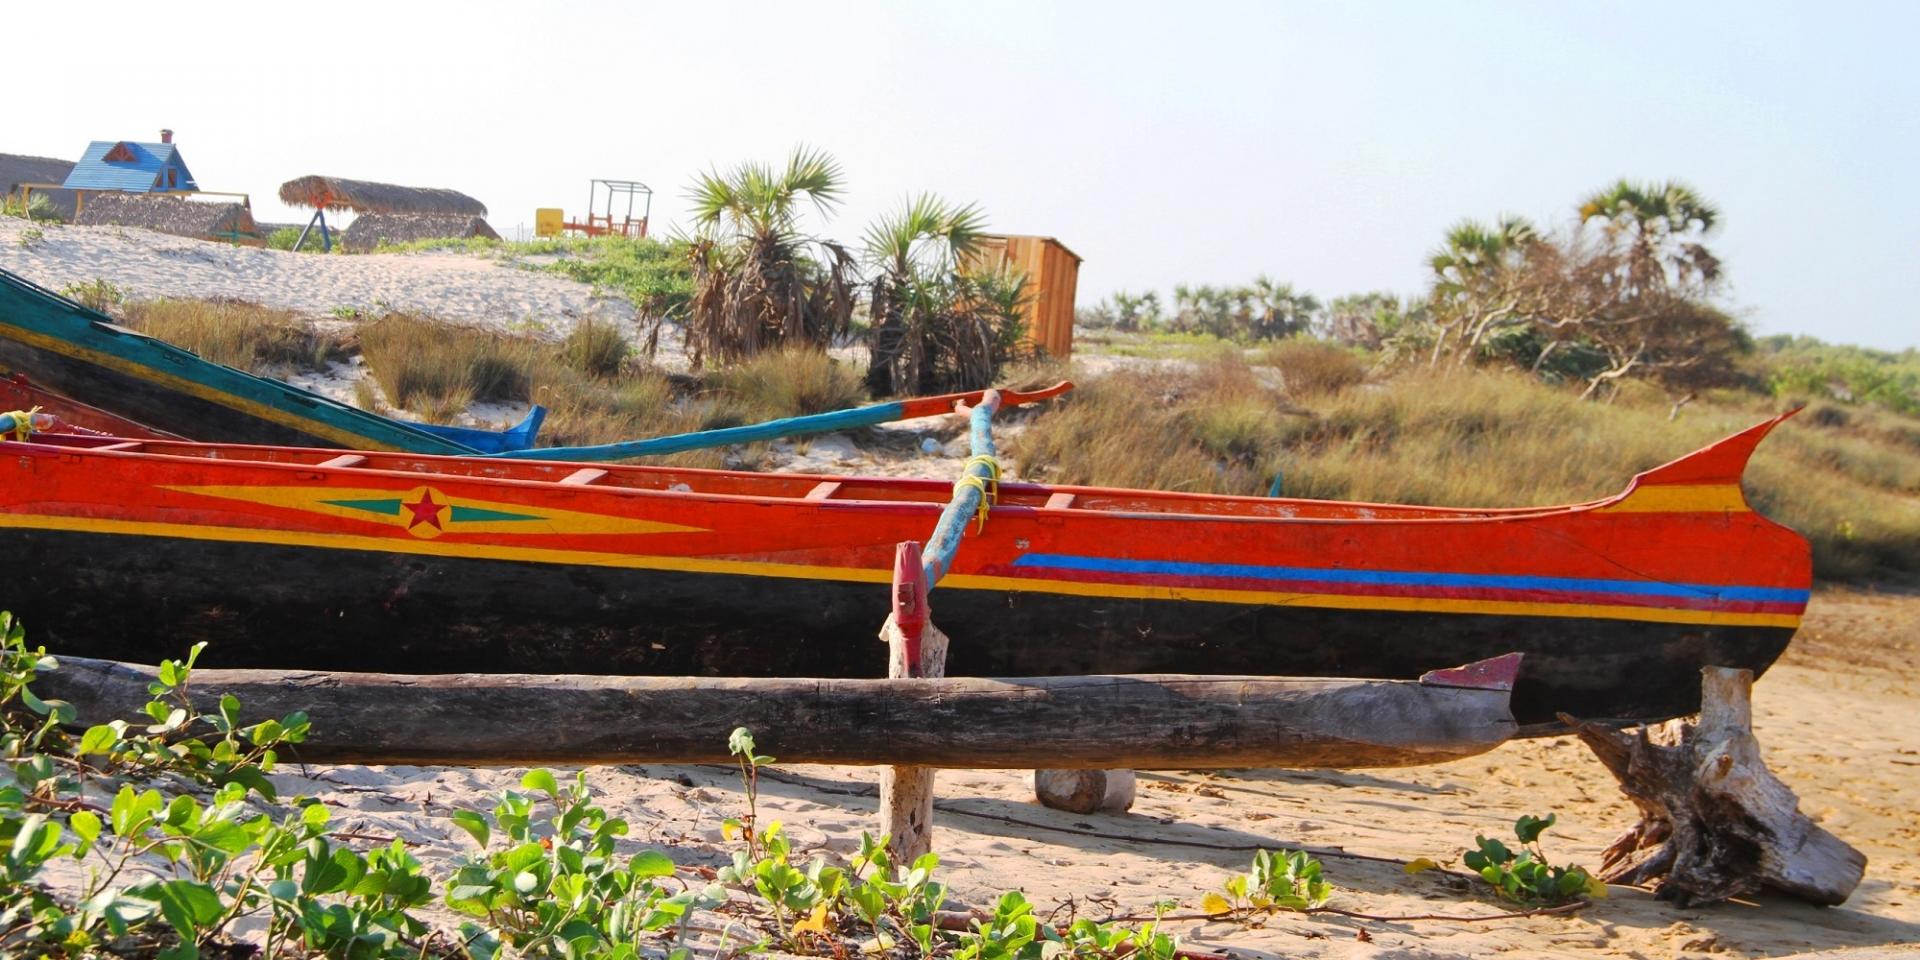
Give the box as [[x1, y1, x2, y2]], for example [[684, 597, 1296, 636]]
[[534, 208, 564, 238]]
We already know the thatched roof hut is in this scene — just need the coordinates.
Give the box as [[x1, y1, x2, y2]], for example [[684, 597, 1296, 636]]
[[278, 175, 487, 216], [1, 153, 78, 219], [341, 212, 501, 251], [75, 194, 262, 245]]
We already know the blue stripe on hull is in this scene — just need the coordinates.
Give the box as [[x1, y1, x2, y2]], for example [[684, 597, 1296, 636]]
[[1009, 554, 1810, 604]]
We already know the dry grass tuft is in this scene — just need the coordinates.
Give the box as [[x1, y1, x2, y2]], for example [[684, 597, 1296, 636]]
[[712, 347, 865, 421], [1013, 354, 1290, 493], [1263, 339, 1368, 396], [559, 319, 631, 379], [121, 299, 346, 373], [358, 314, 538, 410], [350, 311, 798, 468], [532, 370, 732, 469], [1014, 356, 1920, 582]]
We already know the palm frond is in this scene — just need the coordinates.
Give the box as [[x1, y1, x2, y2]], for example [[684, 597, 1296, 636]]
[[782, 145, 845, 217]]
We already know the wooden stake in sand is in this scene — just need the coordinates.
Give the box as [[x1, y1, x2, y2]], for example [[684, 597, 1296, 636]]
[[878, 391, 1002, 861], [878, 540, 943, 861], [1562, 666, 1867, 907]]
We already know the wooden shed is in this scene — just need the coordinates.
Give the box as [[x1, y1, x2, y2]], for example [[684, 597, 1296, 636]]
[[964, 234, 1081, 358]]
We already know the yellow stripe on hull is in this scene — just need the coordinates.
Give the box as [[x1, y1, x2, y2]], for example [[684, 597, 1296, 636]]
[[1599, 483, 1749, 513], [0, 512, 1802, 629], [160, 484, 707, 537]]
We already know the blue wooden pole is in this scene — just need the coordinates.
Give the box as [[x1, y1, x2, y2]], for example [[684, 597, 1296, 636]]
[[0, 409, 49, 439], [920, 389, 1002, 587], [292, 209, 322, 253], [494, 382, 1067, 463], [496, 400, 913, 461]]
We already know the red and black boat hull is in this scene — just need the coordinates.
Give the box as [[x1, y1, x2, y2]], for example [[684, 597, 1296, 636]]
[[0, 413, 1811, 731]]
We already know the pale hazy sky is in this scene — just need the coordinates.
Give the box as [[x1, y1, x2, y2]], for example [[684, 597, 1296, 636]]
[[13, 1, 1916, 349]]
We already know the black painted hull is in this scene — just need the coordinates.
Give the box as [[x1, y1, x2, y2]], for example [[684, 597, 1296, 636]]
[[3, 528, 1793, 729], [0, 334, 338, 448]]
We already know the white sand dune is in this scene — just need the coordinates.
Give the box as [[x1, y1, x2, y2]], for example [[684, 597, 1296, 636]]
[[0, 218, 634, 336]]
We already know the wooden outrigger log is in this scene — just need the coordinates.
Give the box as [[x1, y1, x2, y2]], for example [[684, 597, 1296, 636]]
[[35, 655, 1520, 769]]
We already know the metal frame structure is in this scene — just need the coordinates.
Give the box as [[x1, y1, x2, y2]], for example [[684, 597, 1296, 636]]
[[565, 179, 651, 238]]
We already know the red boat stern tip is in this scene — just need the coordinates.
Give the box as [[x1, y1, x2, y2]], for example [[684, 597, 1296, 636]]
[[1419, 653, 1523, 691], [1633, 407, 1802, 488]]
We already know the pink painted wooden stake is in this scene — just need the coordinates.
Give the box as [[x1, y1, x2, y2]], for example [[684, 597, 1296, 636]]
[[891, 540, 929, 675]]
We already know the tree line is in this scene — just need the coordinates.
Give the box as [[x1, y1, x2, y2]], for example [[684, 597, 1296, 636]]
[[1082, 180, 1759, 404]]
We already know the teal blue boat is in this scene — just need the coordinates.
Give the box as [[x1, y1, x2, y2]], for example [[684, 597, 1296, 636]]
[[0, 267, 541, 453], [1, 265, 1063, 463]]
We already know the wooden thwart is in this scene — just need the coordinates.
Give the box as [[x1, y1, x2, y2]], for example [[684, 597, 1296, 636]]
[[559, 467, 607, 486], [37, 656, 1519, 770], [1562, 667, 1866, 907]]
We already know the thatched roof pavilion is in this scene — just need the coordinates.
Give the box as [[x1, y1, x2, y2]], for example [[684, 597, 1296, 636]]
[[341, 212, 500, 251], [277, 175, 487, 216], [1, 153, 78, 219], [76, 194, 261, 245]]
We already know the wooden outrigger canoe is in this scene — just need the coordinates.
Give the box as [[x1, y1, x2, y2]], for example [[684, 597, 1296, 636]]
[[0, 267, 536, 453], [0, 267, 1056, 461], [0, 414, 1809, 729], [34, 655, 1525, 769]]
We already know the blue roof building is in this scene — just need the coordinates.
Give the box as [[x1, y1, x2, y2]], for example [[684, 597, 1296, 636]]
[[61, 130, 197, 194]]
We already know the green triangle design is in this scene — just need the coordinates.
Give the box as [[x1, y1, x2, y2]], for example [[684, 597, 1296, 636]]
[[322, 497, 402, 516], [449, 505, 543, 523]]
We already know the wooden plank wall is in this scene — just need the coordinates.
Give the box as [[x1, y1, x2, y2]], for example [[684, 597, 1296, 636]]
[[967, 235, 1081, 358]]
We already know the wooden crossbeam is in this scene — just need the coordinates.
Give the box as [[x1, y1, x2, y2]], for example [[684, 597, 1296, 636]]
[[559, 467, 608, 486]]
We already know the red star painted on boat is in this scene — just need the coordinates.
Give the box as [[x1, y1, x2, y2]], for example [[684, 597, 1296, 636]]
[[403, 490, 446, 531]]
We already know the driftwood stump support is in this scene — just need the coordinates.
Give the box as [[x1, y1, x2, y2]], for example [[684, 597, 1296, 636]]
[[878, 614, 949, 863], [1562, 666, 1866, 907], [1033, 769, 1136, 814]]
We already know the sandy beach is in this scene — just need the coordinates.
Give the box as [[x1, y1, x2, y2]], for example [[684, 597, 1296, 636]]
[[6, 222, 1916, 958], [205, 586, 1913, 960]]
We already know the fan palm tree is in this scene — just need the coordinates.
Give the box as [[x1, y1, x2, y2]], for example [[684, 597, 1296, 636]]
[[1424, 216, 1541, 364], [1108, 290, 1162, 331], [1428, 216, 1538, 293], [1576, 179, 1722, 293], [1578, 179, 1719, 236], [864, 194, 1025, 395], [679, 146, 858, 366], [1248, 275, 1321, 339]]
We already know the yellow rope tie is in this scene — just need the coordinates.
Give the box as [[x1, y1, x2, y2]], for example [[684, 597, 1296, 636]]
[[960, 454, 1001, 503], [953, 475, 994, 533], [1, 406, 41, 443], [957, 454, 1002, 533]]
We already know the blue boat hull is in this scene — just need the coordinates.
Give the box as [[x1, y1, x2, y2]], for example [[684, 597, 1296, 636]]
[[0, 267, 541, 453]]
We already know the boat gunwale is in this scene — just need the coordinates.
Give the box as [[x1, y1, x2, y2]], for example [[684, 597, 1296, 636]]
[[11, 434, 1624, 528]]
